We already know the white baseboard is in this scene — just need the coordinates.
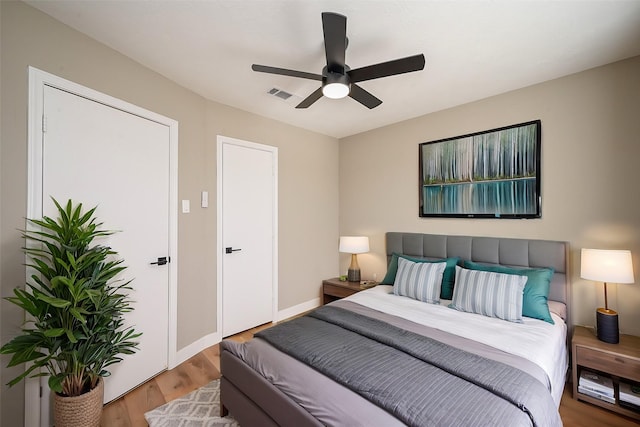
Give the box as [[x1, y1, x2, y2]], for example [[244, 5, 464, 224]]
[[172, 297, 320, 368], [276, 297, 321, 322]]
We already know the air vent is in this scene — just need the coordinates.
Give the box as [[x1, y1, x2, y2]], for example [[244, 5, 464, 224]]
[[267, 87, 293, 100]]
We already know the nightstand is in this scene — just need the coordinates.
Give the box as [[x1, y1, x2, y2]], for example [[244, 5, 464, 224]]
[[572, 325, 640, 420], [322, 277, 375, 305]]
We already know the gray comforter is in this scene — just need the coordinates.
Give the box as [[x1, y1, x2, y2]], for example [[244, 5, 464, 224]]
[[255, 305, 561, 427]]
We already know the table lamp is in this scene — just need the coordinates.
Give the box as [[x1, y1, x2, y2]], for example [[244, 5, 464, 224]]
[[581, 248, 634, 344], [339, 236, 369, 282]]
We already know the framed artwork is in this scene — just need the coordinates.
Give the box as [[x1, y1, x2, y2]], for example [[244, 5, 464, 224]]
[[419, 120, 541, 218]]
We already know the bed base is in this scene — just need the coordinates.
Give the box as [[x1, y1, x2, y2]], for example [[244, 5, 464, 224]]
[[220, 349, 322, 427]]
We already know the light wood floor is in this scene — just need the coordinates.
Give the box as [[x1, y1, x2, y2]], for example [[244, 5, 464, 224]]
[[102, 323, 640, 427]]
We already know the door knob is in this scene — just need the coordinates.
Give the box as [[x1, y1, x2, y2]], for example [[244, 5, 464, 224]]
[[225, 247, 242, 254], [150, 256, 169, 265]]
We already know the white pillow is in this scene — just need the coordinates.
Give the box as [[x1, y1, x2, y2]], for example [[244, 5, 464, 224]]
[[449, 266, 527, 322], [393, 257, 446, 304]]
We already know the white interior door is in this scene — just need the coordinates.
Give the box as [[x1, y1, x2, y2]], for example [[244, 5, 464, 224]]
[[219, 137, 277, 337], [42, 85, 170, 403]]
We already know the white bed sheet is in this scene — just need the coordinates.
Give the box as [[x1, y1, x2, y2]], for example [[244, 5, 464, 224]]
[[346, 285, 568, 406]]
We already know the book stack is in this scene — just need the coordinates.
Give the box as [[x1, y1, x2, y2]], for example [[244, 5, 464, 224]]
[[619, 382, 640, 412], [578, 370, 615, 404]]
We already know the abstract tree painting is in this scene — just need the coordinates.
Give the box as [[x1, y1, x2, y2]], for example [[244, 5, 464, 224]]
[[419, 120, 541, 218]]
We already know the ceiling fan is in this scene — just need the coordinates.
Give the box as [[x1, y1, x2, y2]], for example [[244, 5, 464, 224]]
[[251, 12, 426, 109]]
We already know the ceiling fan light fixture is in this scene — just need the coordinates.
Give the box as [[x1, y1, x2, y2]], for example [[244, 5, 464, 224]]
[[322, 82, 350, 99], [322, 72, 350, 99]]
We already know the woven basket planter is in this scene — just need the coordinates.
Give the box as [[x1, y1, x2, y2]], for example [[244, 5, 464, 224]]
[[53, 378, 104, 427]]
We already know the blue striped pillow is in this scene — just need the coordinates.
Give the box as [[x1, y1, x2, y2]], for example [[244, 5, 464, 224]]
[[449, 266, 527, 322], [393, 257, 446, 304]]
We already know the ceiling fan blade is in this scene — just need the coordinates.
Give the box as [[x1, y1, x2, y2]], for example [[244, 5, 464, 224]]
[[349, 84, 382, 109], [296, 87, 324, 109], [322, 12, 347, 73], [252, 64, 323, 81], [348, 54, 425, 83]]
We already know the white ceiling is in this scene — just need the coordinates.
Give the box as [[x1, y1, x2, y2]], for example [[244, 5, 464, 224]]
[[25, 0, 640, 139]]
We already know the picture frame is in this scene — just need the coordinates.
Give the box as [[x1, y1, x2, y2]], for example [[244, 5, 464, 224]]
[[419, 120, 541, 219]]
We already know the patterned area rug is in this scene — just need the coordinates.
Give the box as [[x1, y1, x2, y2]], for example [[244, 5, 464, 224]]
[[144, 379, 239, 427]]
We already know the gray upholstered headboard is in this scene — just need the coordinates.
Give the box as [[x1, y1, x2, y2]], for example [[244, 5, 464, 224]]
[[386, 232, 570, 322]]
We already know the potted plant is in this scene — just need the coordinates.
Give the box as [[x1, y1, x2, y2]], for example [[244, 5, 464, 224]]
[[0, 199, 141, 427]]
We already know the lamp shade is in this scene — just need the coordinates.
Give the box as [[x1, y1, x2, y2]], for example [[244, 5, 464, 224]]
[[581, 249, 634, 283], [339, 236, 369, 254]]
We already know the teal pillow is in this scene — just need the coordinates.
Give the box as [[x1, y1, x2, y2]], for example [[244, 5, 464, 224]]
[[463, 260, 555, 324], [382, 253, 459, 299]]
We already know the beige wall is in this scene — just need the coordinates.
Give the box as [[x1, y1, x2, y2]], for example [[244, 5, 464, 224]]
[[339, 55, 640, 337], [0, 2, 338, 425]]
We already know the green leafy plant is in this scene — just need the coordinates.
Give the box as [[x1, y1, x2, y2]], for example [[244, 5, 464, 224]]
[[0, 199, 141, 397]]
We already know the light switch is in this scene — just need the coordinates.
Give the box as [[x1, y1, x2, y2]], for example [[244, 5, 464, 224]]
[[201, 191, 209, 208], [182, 200, 190, 213]]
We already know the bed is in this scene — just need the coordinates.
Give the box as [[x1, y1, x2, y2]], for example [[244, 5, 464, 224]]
[[220, 232, 570, 426]]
